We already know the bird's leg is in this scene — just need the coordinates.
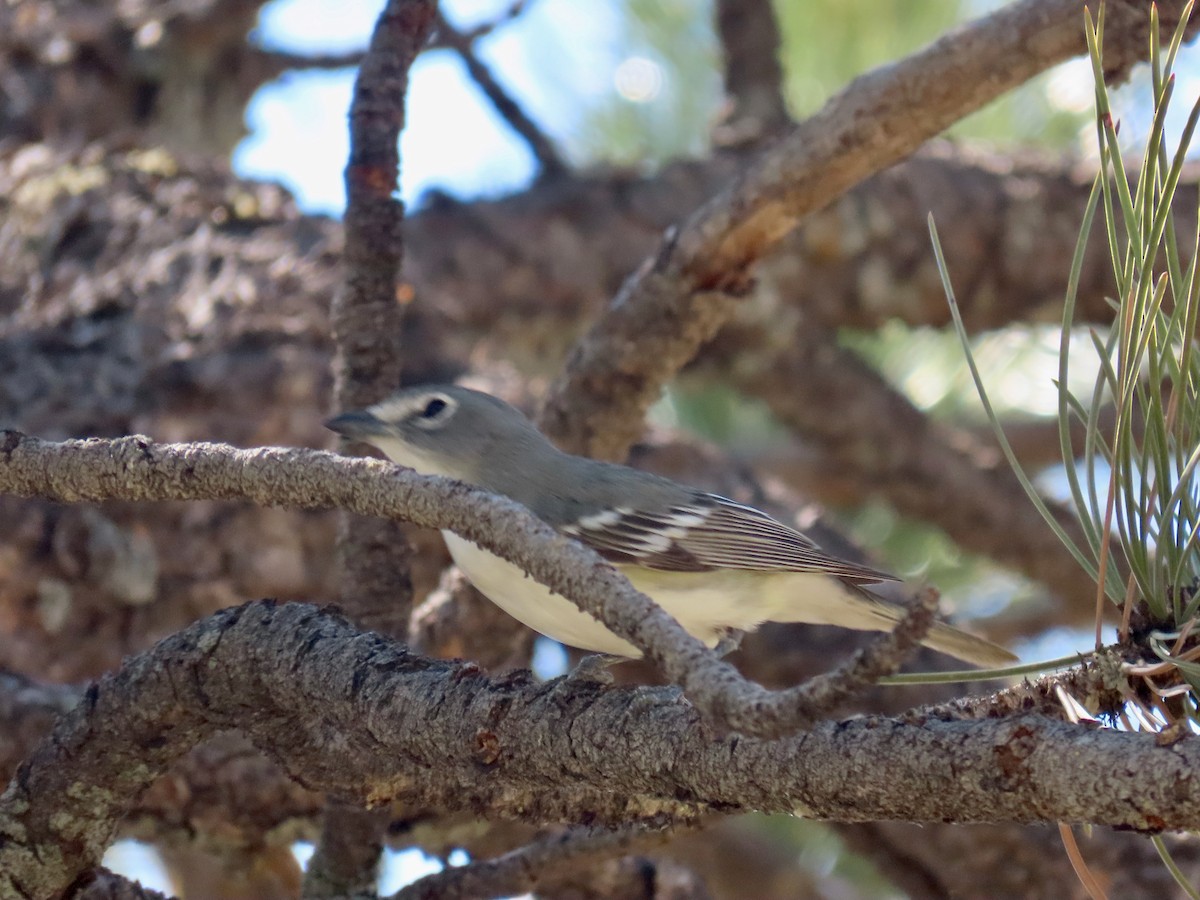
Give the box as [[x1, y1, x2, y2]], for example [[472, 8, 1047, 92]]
[[713, 628, 745, 658], [565, 652, 624, 685]]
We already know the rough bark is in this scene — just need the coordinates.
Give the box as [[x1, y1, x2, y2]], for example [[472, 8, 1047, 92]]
[[1, 599, 1197, 900], [0, 432, 957, 739]]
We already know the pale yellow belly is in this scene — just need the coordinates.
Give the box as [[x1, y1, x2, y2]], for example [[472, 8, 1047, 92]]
[[440, 531, 860, 657]]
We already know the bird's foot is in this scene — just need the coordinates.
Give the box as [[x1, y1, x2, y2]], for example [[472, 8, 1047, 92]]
[[565, 653, 623, 685], [713, 628, 745, 658]]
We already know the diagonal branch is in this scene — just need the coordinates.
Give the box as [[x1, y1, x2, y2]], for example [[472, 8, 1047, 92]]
[[391, 824, 676, 900], [539, 0, 1193, 461], [0, 432, 921, 739], [432, 10, 565, 176], [2, 599, 1200, 899]]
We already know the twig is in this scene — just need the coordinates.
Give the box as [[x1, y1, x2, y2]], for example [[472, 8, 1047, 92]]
[[70, 868, 175, 900], [715, 0, 789, 138], [539, 0, 1193, 461], [432, 10, 565, 176], [253, 47, 368, 75], [454, 1, 530, 43], [777, 587, 937, 728], [0, 432, 945, 740], [391, 824, 675, 900]]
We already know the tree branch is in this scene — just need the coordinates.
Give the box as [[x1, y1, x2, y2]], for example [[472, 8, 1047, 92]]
[[431, 10, 565, 176], [250, 47, 367, 74], [0, 432, 937, 739], [70, 869, 173, 900], [0, 432, 1021, 738], [2, 599, 1198, 899], [318, 1, 437, 892], [2, 642, 1190, 899], [303, 804, 389, 898], [392, 825, 674, 900], [539, 0, 1191, 461], [715, 0, 789, 138], [330, 0, 435, 637]]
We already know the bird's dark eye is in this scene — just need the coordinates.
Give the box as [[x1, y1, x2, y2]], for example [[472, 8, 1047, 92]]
[[421, 398, 448, 419]]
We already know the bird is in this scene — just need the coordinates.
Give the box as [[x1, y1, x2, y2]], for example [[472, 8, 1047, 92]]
[[326, 384, 1016, 667]]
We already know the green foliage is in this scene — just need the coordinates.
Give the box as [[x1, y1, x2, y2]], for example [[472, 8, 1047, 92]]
[[936, 6, 1200, 630], [1081, 4, 1200, 625], [842, 323, 1105, 422], [655, 383, 785, 450]]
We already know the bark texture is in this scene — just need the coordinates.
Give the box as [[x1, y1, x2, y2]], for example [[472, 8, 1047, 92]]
[[2, 598, 1198, 900]]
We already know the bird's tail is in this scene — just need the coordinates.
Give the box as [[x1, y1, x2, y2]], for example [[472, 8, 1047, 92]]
[[855, 590, 1017, 668], [782, 579, 1018, 668], [765, 574, 1017, 667], [917, 618, 1017, 668]]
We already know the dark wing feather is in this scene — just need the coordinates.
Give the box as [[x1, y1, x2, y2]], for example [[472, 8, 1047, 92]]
[[559, 493, 895, 584]]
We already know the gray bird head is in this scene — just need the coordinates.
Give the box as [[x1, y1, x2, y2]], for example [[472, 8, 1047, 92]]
[[325, 384, 554, 487]]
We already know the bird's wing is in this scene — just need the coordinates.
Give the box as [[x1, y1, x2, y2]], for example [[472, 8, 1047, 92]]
[[559, 493, 895, 583]]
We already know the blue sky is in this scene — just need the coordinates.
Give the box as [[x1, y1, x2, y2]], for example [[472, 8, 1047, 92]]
[[235, 0, 628, 214]]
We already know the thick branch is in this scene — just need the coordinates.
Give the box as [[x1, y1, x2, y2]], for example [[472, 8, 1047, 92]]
[[1, 600, 1198, 899], [320, 3, 436, 890], [403, 148, 1192, 370], [1, 645, 1190, 899], [539, 0, 1190, 461]]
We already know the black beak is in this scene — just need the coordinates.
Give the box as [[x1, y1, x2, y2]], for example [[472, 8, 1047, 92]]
[[325, 410, 388, 440]]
